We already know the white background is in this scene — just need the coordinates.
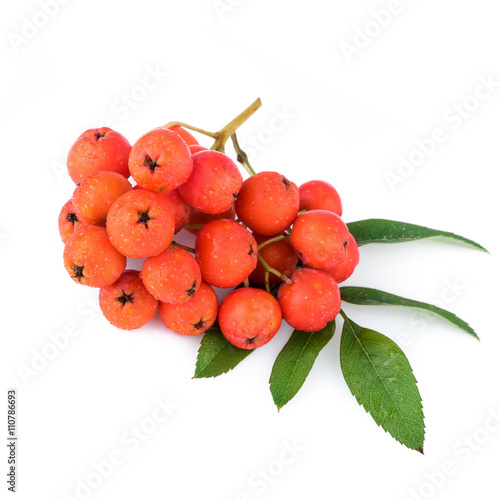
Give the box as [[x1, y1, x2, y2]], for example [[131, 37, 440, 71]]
[[2, 1, 500, 499]]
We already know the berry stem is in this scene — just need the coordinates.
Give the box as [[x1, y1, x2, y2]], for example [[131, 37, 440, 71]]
[[211, 98, 262, 153], [162, 121, 218, 139], [264, 271, 271, 293], [183, 223, 204, 230], [243, 278, 250, 287], [257, 234, 290, 251], [171, 241, 195, 253], [231, 133, 256, 176], [257, 253, 291, 284]]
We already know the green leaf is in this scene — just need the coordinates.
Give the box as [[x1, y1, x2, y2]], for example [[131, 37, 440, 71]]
[[193, 325, 253, 379], [339, 311, 425, 452], [347, 219, 487, 252], [340, 286, 479, 340], [269, 321, 335, 410]]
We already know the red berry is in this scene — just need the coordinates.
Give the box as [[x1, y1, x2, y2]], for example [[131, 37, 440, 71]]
[[278, 268, 341, 332], [107, 189, 175, 258], [72, 171, 132, 226], [158, 188, 191, 234], [63, 226, 126, 288], [218, 288, 282, 349], [178, 150, 243, 214], [67, 127, 131, 184], [58, 199, 92, 243], [250, 233, 298, 285], [159, 281, 218, 336], [195, 219, 258, 288], [290, 209, 349, 270], [235, 171, 300, 235], [299, 180, 342, 216], [129, 128, 193, 193], [99, 270, 158, 330], [141, 246, 201, 303], [188, 145, 207, 155], [185, 205, 236, 235], [133, 186, 190, 234], [168, 125, 199, 146], [327, 233, 359, 283]]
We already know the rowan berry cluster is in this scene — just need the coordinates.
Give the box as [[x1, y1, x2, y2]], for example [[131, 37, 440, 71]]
[[59, 105, 359, 350]]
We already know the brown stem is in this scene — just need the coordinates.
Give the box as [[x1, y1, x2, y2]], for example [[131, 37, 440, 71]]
[[171, 241, 195, 253]]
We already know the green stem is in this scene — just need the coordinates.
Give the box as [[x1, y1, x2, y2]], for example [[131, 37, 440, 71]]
[[231, 133, 256, 176], [257, 253, 291, 284], [257, 234, 290, 251], [162, 121, 218, 139], [264, 271, 270, 293], [211, 98, 262, 153]]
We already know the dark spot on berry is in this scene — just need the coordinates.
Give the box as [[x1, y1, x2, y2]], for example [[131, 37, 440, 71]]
[[117, 291, 134, 305], [71, 264, 85, 281], [186, 281, 198, 297], [144, 155, 160, 172], [137, 210, 152, 229], [94, 131, 106, 140], [343, 240, 349, 249], [281, 176, 292, 189], [66, 212, 79, 226], [248, 244, 254, 256], [246, 336, 257, 345], [193, 318, 205, 330]]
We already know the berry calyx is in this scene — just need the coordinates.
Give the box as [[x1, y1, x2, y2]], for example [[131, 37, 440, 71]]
[[218, 287, 282, 349], [99, 270, 158, 330], [159, 281, 218, 336], [290, 209, 350, 271], [107, 189, 175, 259], [67, 127, 132, 184], [141, 245, 201, 304], [63, 226, 126, 288], [235, 171, 300, 236], [278, 268, 341, 332], [129, 128, 193, 193], [195, 219, 258, 288]]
